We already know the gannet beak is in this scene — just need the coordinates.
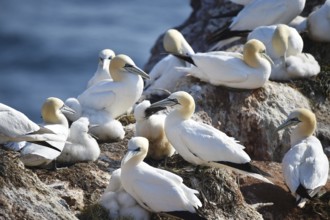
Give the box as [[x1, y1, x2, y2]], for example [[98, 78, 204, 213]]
[[124, 64, 150, 79], [145, 97, 179, 116], [262, 53, 274, 65], [121, 147, 140, 166], [60, 104, 76, 114], [276, 118, 300, 132]]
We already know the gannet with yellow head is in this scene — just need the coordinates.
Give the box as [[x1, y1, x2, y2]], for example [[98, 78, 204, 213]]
[[147, 91, 272, 183], [120, 137, 204, 219], [173, 39, 273, 89], [87, 49, 115, 88], [18, 97, 74, 168], [276, 108, 329, 208]]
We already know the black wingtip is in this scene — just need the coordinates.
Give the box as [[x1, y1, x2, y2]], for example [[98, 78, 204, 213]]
[[27, 141, 62, 153], [164, 210, 207, 220], [207, 27, 250, 44], [296, 184, 313, 200], [170, 53, 196, 66], [216, 161, 271, 177]]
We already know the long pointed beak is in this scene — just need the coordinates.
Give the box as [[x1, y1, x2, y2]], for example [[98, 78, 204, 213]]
[[60, 104, 76, 114], [145, 97, 178, 117], [275, 118, 300, 132], [125, 64, 150, 79], [262, 53, 274, 65], [121, 149, 139, 166]]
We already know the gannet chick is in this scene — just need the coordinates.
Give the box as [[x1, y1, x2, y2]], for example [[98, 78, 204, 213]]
[[19, 97, 74, 168], [208, 0, 306, 42], [87, 49, 115, 88], [307, 0, 330, 42], [56, 117, 100, 164], [0, 103, 64, 144], [144, 29, 195, 96], [100, 168, 150, 220], [121, 137, 205, 219], [72, 54, 149, 142], [248, 24, 320, 81], [174, 39, 273, 89], [276, 108, 329, 208], [134, 100, 175, 160], [147, 91, 272, 183]]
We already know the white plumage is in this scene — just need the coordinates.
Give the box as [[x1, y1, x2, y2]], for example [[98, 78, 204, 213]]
[[57, 117, 100, 164], [230, 0, 306, 31], [134, 100, 175, 160], [120, 137, 203, 218], [175, 39, 273, 89], [277, 108, 329, 208], [87, 49, 115, 88], [147, 91, 272, 183], [144, 29, 194, 95], [307, 0, 330, 42], [100, 168, 150, 220]]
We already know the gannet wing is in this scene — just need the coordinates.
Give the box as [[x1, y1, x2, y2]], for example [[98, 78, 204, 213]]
[[178, 120, 249, 163]]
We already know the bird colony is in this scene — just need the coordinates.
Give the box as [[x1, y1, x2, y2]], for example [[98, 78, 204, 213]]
[[0, 0, 329, 219]]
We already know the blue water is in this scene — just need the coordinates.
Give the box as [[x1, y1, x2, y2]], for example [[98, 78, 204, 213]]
[[0, 0, 191, 122]]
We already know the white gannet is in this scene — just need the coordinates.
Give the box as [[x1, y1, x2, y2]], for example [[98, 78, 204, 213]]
[[307, 0, 330, 42], [147, 91, 272, 183], [56, 117, 100, 164], [248, 24, 320, 81], [66, 54, 149, 142], [0, 103, 66, 144], [208, 0, 306, 42], [276, 108, 329, 208], [18, 97, 74, 168], [100, 168, 150, 220], [230, 0, 306, 31], [144, 29, 195, 95], [174, 39, 273, 89], [87, 49, 115, 88], [134, 100, 175, 160], [120, 137, 205, 219]]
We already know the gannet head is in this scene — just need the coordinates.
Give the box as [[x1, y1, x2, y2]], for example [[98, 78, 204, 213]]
[[98, 49, 115, 69], [121, 137, 149, 166], [134, 100, 151, 121], [243, 39, 274, 68], [110, 54, 150, 81], [163, 29, 193, 55], [146, 91, 195, 120], [42, 97, 75, 124], [276, 108, 316, 137], [272, 24, 290, 59]]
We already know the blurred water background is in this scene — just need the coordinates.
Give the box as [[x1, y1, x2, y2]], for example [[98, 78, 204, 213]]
[[0, 0, 191, 122]]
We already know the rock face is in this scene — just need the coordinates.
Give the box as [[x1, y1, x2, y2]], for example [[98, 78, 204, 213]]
[[0, 149, 78, 220]]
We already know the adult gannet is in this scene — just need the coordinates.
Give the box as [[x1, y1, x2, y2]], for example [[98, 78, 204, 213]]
[[120, 137, 205, 219], [307, 0, 330, 42], [134, 100, 175, 160], [0, 103, 66, 144], [276, 108, 329, 208], [144, 29, 195, 95], [147, 91, 272, 183], [18, 97, 74, 168], [174, 39, 273, 89], [208, 0, 306, 42], [87, 49, 115, 88], [248, 24, 320, 81], [56, 117, 100, 164], [100, 168, 150, 220]]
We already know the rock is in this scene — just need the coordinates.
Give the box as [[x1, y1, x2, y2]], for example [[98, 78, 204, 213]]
[[0, 149, 78, 220]]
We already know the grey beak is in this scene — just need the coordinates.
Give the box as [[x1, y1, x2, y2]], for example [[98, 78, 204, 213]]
[[124, 64, 150, 79]]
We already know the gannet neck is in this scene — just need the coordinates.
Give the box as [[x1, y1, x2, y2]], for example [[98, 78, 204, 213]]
[[290, 108, 317, 145], [172, 91, 195, 120], [163, 29, 193, 55], [134, 100, 151, 121], [243, 39, 267, 68], [41, 97, 68, 126], [272, 24, 290, 58], [121, 137, 149, 167]]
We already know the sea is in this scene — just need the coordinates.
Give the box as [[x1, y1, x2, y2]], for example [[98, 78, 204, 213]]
[[0, 0, 191, 122]]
